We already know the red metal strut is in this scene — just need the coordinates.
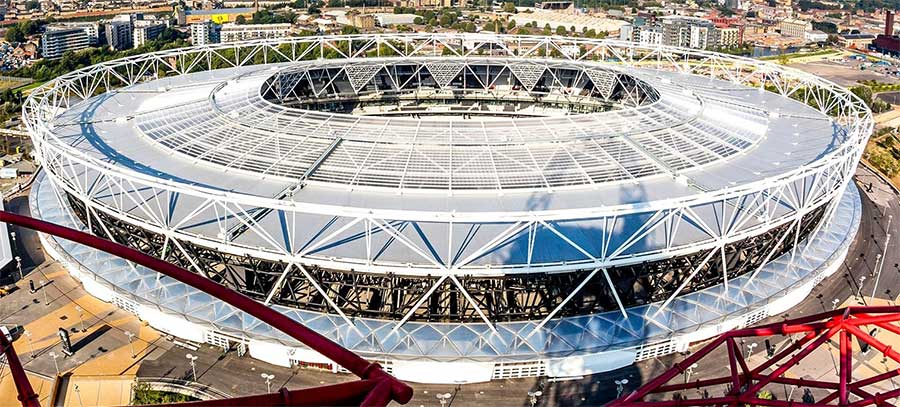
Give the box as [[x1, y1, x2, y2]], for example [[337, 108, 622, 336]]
[[611, 306, 900, 407], [0, 210, 413, 407]]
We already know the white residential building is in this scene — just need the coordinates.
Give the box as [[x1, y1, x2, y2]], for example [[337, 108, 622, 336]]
[[191, 21, 220, 46], [41, 27, 89, 59], [50, 22, 101, 45], [133, 20, 168, 47], [218, 23, 292, 43]]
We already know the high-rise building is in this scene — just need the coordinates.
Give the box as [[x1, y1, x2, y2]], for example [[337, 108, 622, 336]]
[[190, 21, 220, 46], [639, 25, 663, 45], [106, 20, 134, 50], [133, 20, 168, 47], [49, 22, 102, 46], [41, 27, 89, 59], [660, 16, 719, 50], [218, 23, 291, 43]]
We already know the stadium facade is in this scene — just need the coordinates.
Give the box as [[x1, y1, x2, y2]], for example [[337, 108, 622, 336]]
[[25, 34, 869, 383]]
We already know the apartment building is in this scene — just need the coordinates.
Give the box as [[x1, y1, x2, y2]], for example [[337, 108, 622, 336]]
[[41, 27, 89, 59], [218, 23, 291, 43]]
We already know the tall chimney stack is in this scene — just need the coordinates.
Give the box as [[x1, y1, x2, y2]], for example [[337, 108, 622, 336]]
[[887, 9, 895, 36]]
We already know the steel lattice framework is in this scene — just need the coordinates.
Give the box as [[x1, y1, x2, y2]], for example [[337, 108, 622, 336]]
[[23, 34, 871, 372], [611, 306, 900, 407]]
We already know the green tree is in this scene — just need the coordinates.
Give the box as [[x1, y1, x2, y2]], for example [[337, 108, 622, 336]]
[[555, 25, 567, 35], [132, 383, 197, 405], [5, 27, 24, 43], [507, 19, 516, 30], [502, 1, 516, 12], [542, 23, 552, 35], [235, 15, 247, 24]]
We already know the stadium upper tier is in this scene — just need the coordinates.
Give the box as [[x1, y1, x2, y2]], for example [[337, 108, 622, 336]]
[[51, 59, 835, 205], [130, 58, 769, 191], [26, 35, 870, 277]]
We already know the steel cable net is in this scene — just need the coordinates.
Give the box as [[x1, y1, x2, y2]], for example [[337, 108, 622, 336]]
[[611, 306, 900, 407], [0, 210, 412, 407]]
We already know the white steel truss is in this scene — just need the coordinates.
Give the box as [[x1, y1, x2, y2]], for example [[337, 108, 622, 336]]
[[24, 34, 872, 333]]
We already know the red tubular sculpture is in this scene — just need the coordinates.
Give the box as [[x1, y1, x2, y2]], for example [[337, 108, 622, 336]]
[[0, 333, 40, 407], [611, 306, 900, 407], [0, 210, 412, 407]]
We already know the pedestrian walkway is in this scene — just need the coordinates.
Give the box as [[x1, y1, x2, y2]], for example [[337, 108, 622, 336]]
[[0, 371, 54, 406]]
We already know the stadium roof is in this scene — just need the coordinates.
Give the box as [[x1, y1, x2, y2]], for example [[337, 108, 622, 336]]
[[50, 61, 839, 211]]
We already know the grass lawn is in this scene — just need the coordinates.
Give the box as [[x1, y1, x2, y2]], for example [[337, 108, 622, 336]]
[[16, 80, 46, 94], [0, 78, 32, 91]]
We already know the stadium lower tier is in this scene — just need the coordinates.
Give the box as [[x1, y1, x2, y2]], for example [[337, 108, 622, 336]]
[[64, 193, 826, 323], [33, 174, 860, 383]]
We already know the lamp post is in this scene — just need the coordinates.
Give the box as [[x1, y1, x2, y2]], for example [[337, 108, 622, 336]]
[[186, 353, 198, 381], [527, 390, 543, 407], [832, 298, 840, 310], [436, 392, 452, 407], [871, 217, 891, 299], [615, 379, 629, 398], [747, 343, 758, 359], [857, 275, 867, 300], [24, 330, 34, 358], [125, 331, 136, 358], [74, 384, 84, 407], [75, 305, 86, 333], [10, 231, 17, 257], [14, 255, 21, 281], [261, 373, 275, 393], [684, 363, 698, 383], [49, 351, 60, 376], [40, 279, 49, 305]]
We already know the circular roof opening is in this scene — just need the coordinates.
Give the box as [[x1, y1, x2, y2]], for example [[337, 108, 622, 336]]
[[260, 58, 660, 119]]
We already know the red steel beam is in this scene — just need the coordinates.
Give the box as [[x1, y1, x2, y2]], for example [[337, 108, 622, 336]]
[[614, 308, 900, 406], [0, 332, 40, 407], [0, 210, 413, 406]]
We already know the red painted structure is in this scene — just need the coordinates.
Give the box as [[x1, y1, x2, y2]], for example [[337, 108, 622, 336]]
[[611, 307, 900, 406], [0, 210, 413, 407]]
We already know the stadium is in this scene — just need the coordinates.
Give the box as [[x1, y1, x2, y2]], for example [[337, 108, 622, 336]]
[[24, 34, 869, 384]]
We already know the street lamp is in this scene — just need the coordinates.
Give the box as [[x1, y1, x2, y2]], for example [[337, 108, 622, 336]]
[[261, 373, 275, 393], [49, 351, 60, 376], [747, 343, 758, 359], [527, 390, 543, 407], [857, 275, 867, 300], [832, 298, 840, 310], [75, 305, 86, 333], [24, 330, 34, 358], [872, 218, 891, 300], [74, 384, 84, 407], [14, 255, 21, 281], [125, 331, 136, 358], [10, 231, 17, 257], [186, 353, 198, 381], [39, 279, 49, 306], [684, 363, 698, 383], [436, 392, 452, 407]]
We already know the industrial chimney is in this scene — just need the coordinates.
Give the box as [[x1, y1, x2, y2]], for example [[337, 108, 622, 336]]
[[887, 9, 895, 36]]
